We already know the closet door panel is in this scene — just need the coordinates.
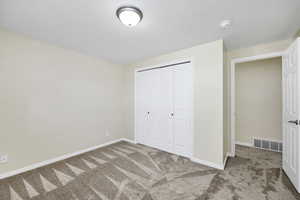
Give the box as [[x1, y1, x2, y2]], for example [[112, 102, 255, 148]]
[[147, 69, 161, 148], [135, 71, 152, 144], [136, 62, 193, 158], [172, 63, 193, 157], [156, 68, 173, 152]]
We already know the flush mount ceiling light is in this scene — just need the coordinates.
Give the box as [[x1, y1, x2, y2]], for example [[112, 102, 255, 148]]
[[116, 6, 143, 27]]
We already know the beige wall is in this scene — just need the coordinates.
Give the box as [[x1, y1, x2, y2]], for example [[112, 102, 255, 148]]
[[0, 30, 225, 173], [235, 58, 282, 144], [223, 45, 229, 162], [0, 29, 127, 174], [226, 39, 293, 154], [125, 40, 224, 167]]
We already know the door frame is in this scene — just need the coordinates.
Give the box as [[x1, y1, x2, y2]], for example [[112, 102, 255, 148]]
[[134, 58, 195, 158], [230, 51, 284, 157]]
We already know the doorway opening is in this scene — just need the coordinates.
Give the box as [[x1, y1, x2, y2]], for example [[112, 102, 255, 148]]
[[235, 57, 282, 151], [230, 52, 283, 156], [230, 40, 300, 192]]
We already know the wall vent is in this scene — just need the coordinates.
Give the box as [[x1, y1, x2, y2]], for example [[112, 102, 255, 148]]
[[253, 138, 282, 152]]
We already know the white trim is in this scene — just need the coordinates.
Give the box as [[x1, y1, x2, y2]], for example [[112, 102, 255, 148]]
[[192, 150, 232, 171], [137, 140, 225, 170], [223, 152, 231, 169], [0, 138, 134, 180], [122, 138, 136, 144], [134, 70, 137, 144], [227, 152, 235, 157], [227, 58, 232, 160], [235, 141, 253, 147], [230, 51, 284, 157], [191, 157, 225, 170], [231, 52, 283, 64], [0, 136, 226, 180]]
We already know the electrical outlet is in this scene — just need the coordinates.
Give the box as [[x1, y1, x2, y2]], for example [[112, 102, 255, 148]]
[[0, 155, 8, 163], [105, 130, 110, 137]]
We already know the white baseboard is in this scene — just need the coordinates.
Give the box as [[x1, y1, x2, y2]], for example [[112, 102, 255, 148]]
[[122, 138, 136, 144], [0, 138, 133, 180], [235, 141, 253, 147], [192, 152, 235, 170], [227, 152, 235, 157], [191, 157, 224, 170], [0, 137, 225, 179], [223, 152, 232, 169], [136, 140, 225, 170]]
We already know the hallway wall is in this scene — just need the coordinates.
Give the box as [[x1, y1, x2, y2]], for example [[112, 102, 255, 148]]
[[235, 57, 282, 144]]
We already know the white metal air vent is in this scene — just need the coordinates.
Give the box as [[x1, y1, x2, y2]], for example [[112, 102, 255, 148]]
[[253, 138, 282, 152]]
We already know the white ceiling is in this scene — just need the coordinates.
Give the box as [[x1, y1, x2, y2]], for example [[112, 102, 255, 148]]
[[0, 0, 299, 64]]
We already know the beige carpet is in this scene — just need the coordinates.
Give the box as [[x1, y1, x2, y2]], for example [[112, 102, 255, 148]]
[[0, 142, 299, 200]]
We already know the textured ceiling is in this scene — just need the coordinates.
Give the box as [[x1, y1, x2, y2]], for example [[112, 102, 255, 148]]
[[0, 0, 299, 64]]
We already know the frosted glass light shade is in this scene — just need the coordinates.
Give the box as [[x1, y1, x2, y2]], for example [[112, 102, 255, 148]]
[[117, 7, 143, 27]]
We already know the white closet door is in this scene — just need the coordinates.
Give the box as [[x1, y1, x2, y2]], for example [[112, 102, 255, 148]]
[[147, 69, 162, 148], [135, 62, 193, 158], [155, 67, 173, 152], [172, 63, 193, 157], [135, 71, 152, 144]]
